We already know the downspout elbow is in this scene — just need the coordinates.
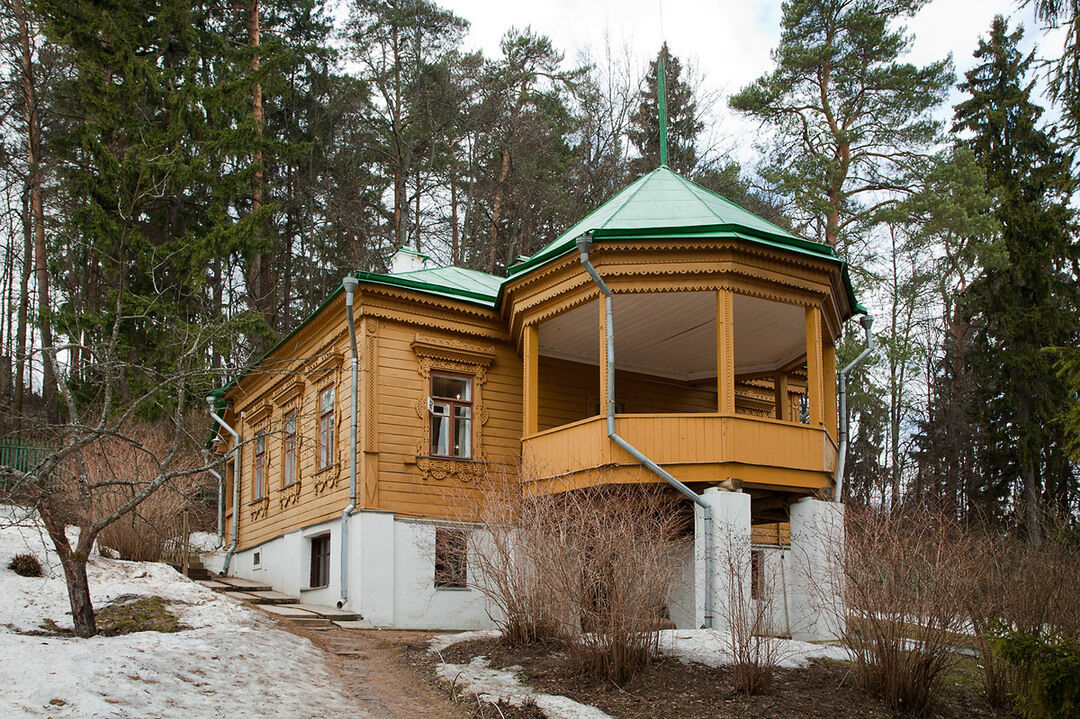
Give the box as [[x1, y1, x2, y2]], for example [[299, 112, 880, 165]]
[[834, 314, 874, 502], [207, 396, 241, 574]]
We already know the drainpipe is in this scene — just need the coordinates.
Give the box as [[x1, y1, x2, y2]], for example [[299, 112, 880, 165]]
[[833, 314, 874, 502], [202, 450, 225, 549], [208, 397, 241, 575], [575, 233, 715, 629], [339, 276, 360, 608]]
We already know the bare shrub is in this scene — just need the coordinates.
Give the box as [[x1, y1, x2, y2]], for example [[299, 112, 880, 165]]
[[841, 504, 984, 716], [468, 472, 690, 683], [717, 537, 784, 695], [967, 525, 1080, 708], [8, 552, 43, 577], [75, 423, 212, 562], [467, 470, 560, 645]]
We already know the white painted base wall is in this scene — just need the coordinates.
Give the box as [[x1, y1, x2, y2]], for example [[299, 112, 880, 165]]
[[213, 511, 495, 630], [205, 498, 845, 636]]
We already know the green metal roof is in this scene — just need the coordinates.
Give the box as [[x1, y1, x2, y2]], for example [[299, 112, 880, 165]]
[[504, 166, 863, 313], [211, 167, 864, 408], [363, 265, 501, 307]]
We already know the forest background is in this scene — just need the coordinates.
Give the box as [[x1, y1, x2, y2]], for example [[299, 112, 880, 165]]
[[0, 0, 1077, 546]]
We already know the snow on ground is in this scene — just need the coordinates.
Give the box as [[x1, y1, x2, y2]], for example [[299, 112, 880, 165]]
[[659, 628, 850, 669], [428, 628, 502, 653], [430, 626, 850, 719], [435, 656, 611, 719], [0, 506, 364, 719], [187, 531, 221, 553]]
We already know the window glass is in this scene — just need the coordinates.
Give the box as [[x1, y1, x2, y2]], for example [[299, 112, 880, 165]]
[[283, 411, 297, 487], [319, 386, 335, 469], [430, 373, 471, 458], [432, 375, 470, 401], [253, 433, 266, 499]]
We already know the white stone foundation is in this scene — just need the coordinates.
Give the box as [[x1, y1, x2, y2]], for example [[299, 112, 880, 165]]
[[788, 498, 845, 641]]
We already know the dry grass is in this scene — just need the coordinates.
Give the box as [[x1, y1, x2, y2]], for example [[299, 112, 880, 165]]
[[8, 552, 43, 577], [59, 422, 213, 562]]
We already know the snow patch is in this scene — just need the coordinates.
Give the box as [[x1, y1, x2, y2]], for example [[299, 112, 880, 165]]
[[428, 628, 502, 653], [0, 507, 363, 718], [659, 628, 850, 669], [436, 656, 610, 719]]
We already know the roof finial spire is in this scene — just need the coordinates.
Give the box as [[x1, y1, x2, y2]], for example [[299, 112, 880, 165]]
[[657, 43, 669, 168]]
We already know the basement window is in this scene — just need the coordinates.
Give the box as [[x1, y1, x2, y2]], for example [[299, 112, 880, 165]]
[[434, 528, 468, 589], [751, 549, 764, 600], [310, 534, 331, 588]]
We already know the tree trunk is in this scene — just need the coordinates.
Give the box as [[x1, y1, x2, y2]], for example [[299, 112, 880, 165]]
[[244, 0, 270, 344], [450, 168, 459, 266], [14, 0, 54, 415], [486, 147, 511, 274], [392, 23, 404, 249], [414, 168, 421, 251], [1018, 389, 1043, 548], [40, 508, 97, 637], [13, 189, 32, 416]]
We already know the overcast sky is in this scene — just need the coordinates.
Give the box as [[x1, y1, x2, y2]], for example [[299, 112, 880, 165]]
[[438, 0, 1064, 165]]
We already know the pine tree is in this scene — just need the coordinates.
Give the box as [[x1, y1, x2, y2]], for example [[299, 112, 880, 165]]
[[952, 16, 1080, 542], [628, 43, 702, 176], [729, 0, 952, 253]]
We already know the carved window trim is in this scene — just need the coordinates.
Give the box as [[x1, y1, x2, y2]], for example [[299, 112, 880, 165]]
[[411, 336, 494, 482]]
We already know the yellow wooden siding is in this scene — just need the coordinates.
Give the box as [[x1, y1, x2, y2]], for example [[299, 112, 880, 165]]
[[522, 414, 836, 493], [373, 321, 522, 521], [221, 293, 520, 550]]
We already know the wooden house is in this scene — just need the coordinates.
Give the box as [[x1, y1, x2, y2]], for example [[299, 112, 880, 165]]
[[207, 166, 866, 636]]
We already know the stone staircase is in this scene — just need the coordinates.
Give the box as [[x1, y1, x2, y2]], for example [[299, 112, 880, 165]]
[[197, 576, 371, 630], [166, 555, 213, 581]]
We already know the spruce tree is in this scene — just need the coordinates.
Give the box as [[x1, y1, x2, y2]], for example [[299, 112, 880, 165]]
[[953, 16, 1080, 542], [628, 43, 702, 176]]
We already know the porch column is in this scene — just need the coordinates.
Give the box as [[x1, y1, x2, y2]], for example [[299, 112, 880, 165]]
[[773, 372, 791, 422], [523, 323, 539, 436], [788, 497, 845, 641], [598, 298, 610, 414], [804, 306, 824, 427], [695, 487, 751, 629], [716, 289, 735, 414], [823, 336, 838, 439]]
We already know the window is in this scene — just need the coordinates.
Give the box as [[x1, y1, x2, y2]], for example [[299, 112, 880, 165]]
[[430, 373, 472, 458], [282, 410, 297, 487], [434, 528, 467, 588], [310, 534, 331, 588], [319, 386, 335, 469], [253, 433, 266, 499], [253, 551, 261, 568], [751, 549, 764, 600]]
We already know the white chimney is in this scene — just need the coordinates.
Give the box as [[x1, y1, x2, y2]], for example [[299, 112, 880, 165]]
[[389, 247, 431, 274]]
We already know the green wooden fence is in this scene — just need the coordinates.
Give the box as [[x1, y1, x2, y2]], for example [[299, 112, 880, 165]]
[[0, 440, 54, 492]]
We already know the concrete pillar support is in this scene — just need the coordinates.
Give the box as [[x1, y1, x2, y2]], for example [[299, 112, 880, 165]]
[[788, 497, 845, 642], [695, 487, 751, 628]]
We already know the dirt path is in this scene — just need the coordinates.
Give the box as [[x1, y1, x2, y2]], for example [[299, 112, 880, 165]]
[[288, 624, 471, 719]]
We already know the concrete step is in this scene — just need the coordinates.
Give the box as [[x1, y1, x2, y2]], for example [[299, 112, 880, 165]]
[[214, 577, 273, 592], [280, 603, 362, 621], [244, 590, 298, 605], [287, 617, 335, 629]]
